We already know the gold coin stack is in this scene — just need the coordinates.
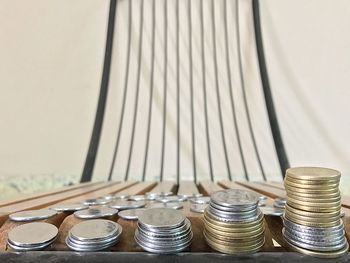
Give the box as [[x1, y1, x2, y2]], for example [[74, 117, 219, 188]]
[[283, 167, 349, 258], [203, 189, 265, 254]]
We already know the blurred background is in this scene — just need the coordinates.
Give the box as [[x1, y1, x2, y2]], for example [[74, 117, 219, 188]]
[[0, 0, 349, 200]]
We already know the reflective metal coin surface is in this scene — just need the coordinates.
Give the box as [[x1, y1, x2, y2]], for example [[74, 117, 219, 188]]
[[190, 203, 208, 213], [9, 209, 57, 222], [50, 203, 88, 212], [211, 189, 259, 208], [82, 198, 110, 206], [260, 206, 284, 216], [118, 208, 146, 220], [138, 208, 185, 229], [66, 219, 122, 251], [129, 195, 146, 201], [109, 200, 146, 210], [8, 222, 58, 251], [74, 207, 118, 219], [189, 196, 210, 204]]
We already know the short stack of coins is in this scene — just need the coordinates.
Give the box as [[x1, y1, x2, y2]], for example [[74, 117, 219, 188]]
[[135, 208, 193, 253], [203, 189, 265, 254], [66, 219, 122, 251], [283, 167, 349, 258]]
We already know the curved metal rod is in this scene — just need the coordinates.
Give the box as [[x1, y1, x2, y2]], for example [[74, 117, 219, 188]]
[[81, 0, 117, 183], [252, 0, 289, 178]]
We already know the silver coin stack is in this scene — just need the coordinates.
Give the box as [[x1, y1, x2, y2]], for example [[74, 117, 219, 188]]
[[8, 222, 58, 251], [66, 219, 122, 251], [135, 208, 193, 254]]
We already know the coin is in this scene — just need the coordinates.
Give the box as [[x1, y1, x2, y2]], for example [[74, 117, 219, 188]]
[[156, 196, 186, 203], [8, 222, 58, 251], [260, 206, 284, 216], [74, 207, 118, 219], [129, 195, 146, 201], [211, 189, 259, 208], [135, 208, 193, 253], [118, 209, 146, 220], [190, 203, 208, 213], [82, 198, 110, 206], [49, 203, 88, 212], [286, 167, 341, 181], [9, 209, 57, 222], [66, 219, 122, 251], [109, 200, 146, 210], [189, 196, 211, 204]]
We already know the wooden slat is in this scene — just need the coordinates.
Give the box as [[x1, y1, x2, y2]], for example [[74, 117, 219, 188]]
[[0, 181, 101, 207], [198, 181, 224, 196], [177, 181, 199, 195], [258, 181, 285, 190], [147, 181, 176, 194], [0, 182, 116, 218], [236, 182, 286, 199], [55, 181, 138, 205]]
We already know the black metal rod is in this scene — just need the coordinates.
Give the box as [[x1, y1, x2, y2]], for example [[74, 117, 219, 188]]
[[142, 0, 156, 181], [252, 0, 289, 178], [223, 0, 248, 181], [108, 0, 133, 181], [200, 0, 214, 181], [188, 0, 197, 183], [159, 0, 168, 182], [176, 0, 181, 185], [124, 0, 145, 181], [235, 0, 266, 181], [81, 0, 117, 183], [211, 0, 232, 181]]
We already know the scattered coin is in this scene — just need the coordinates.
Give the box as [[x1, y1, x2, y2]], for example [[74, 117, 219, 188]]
[[7, 222, 58, 251], [74, 207, 118, 219], [189, 196, 210, 204], [9, 210, 57, 222], [260, 206, 284, 216], [50, 203, 88, 212], [190, 203, 208, 214], [118, 209, 146, 220], [109, 200, 146, 210], [82, 198, 110, 206]]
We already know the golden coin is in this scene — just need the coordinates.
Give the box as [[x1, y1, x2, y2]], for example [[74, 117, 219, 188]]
[[284, 180, 339, 190], [204, 222, 264, 237], [285, 204, 340, 218], [284, 214, 341, 228], [284, 177, 339, 185], [204, 231, 265, 254], [286, 167, 341, 181], [286, 190, 340, 199], [287, 201, 341, 213], [203, 217, 263, 233], [286, 193, 340, 203], [284, 209, 340, 223], [285, 184, 339, 194], [283, 236, 349, 258], [204, 225, 264, 241], [204, 229, 264, 246], [287, 196, 341, 208]]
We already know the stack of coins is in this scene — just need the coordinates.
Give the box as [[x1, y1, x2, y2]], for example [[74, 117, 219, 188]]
[[203, 189, 265, 254], [66, 219, 122, 251], [283, 167, 349, 258], [8, 222, 58, 251], [135, 208, 193, 253]]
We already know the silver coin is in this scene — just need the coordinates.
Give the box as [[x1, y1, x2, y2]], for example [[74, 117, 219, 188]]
[[129, 195, 146, 201], [138, 219, 192, 239], [74, 207, 118, 219], [113, 194, 130, 199], [9, 209, 57, 222], [49, 203, 88, 212], [190, 203, 208, 213], [109, 200, 146, 210], [147, 202, 183, 210], [156, 196, 186, 203], [69, 219, 121, 241], [146, 192, 173, 197], [275, 197, 287, 204], [189, 196, 211, 204], [138, 208, 185, 230], [260, 206, 284, 216], [258, 199, 267, 207], [118, 208, 146, 220], [211, 189, 259, 208], [82, 198, 110, 206], [8, 222, 58, 247], [209, 199, 257, 212], [259, 195, 268, 201], [7, 239, 54, 251], [179, 193, 203, 200]]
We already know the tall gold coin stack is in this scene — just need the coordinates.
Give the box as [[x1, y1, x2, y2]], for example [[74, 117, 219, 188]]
[[203, 189, 265, 254], [283, 167, 349, 258]]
